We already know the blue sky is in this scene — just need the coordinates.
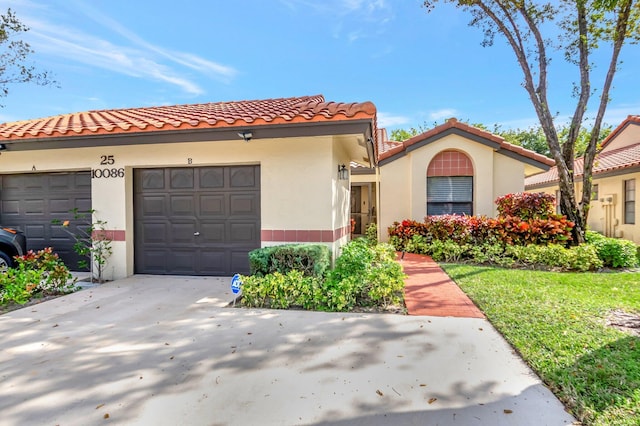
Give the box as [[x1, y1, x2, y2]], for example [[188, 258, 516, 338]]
[[3, 0, 640, 133]]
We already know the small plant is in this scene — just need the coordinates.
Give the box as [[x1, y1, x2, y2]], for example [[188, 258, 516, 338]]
[[0, 268, 42, 305], [364, 223, 378, 246], [0, 247, 76, 305], [14, 247, 76, 293], [53, 209, 113, 283]]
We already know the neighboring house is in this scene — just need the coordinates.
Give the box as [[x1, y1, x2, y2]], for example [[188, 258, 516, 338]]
[[0, 95, 377, 279], [525, 115, 640, 244], [352, 119, 554, 241]]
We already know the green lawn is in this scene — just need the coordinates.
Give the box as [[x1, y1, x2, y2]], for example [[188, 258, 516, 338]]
[[440, 264, 640, 426]]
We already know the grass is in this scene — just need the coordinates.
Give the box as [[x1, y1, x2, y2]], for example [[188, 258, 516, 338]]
[[440, 264, 640, 426]]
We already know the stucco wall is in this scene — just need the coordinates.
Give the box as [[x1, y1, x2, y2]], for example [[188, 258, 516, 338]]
[[493, 152, 526, 214], [378, 156, 411, 241], [378, 134, 532, 241], [0, 135, 352, 278], [533, 172, 640, 244], [602, 125, 640, 152]]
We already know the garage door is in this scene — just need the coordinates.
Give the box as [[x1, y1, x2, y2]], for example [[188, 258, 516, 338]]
[[0, 172, 92, 269], [134, 166, 260, 275]]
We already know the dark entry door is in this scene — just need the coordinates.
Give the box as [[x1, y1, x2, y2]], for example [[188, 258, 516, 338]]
[[134, 166, 260, 275], [0, 172, 92, 269]]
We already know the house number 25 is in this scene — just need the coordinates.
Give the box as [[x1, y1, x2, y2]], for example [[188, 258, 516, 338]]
[[93, 155, 124, 179], [100, 155, 115, 165]]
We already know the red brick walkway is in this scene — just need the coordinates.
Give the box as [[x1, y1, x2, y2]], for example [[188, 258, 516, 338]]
[[399, 252, 485, 318]]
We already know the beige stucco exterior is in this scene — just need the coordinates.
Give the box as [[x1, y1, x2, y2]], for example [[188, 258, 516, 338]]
[[376, 133, 533, 241], [533, 173, 639, 243], [525, 117, 640, 244], [0, 134, 361, 279]]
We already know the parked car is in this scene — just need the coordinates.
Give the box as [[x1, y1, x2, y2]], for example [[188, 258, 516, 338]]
[[0, 227, 27, 272]]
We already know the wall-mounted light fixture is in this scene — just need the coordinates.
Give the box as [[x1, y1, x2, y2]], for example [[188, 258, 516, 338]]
[[237, 131, 253, 142], [0, 143, 7, 151], [338, 164, 349, 180]]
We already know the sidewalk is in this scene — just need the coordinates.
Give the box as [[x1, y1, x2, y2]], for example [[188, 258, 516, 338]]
[[399, 252, 485, 318]]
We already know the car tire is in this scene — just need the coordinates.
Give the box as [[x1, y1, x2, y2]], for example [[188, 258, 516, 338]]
[[0, 251, 13, 273]]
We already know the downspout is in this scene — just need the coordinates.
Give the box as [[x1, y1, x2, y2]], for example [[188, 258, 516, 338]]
[[367, 136, 381, 242], [376, 164, 381, 241]]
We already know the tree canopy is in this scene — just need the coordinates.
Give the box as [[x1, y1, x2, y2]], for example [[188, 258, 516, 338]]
[[0, 8, 56, 105], [422, 0, 640, 243], [390, 121, 612, 158]]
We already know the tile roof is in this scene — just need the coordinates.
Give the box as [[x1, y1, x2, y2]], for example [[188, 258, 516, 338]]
[[525, 142, 640, 188], [376, 127, 403, 157], [378, 118, 554, 167], [0, 94, 376, 141], [600, 115, 640, 148]]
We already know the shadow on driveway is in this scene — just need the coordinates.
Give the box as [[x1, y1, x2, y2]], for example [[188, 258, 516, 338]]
[[0, 275, 576, 425]]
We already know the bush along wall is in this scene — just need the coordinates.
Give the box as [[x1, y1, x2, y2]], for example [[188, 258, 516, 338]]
[[248, 244, 331, 278], [241, 239, 406, 312], [388, 192, 639, 271]]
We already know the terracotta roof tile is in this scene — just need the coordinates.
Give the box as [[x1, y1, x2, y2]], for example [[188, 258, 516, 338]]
[[525, 142, 640, 188], [0, 94, 376, 141], [378, 118, 554, 167]]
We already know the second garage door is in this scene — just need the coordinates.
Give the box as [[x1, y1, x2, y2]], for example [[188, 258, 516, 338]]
[[0, 172, 92, 269], [134, 166, 261, 276]]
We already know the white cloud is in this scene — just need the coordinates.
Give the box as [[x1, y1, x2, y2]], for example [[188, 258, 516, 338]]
[[377, 112, 411, 127], [18, 5, 236, 96]]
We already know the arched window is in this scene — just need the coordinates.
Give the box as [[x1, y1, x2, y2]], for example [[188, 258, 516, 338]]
[[426, 150, 473, 215]]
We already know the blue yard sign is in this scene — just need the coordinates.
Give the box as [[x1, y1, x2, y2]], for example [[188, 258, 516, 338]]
[[231, 274, 242, 294]]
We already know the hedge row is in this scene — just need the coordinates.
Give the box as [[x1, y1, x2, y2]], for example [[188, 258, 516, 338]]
[[248, 244, 331, 278], [388, 214, 574, 250]]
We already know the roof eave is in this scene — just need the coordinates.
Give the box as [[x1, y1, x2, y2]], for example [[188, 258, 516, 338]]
[[1, 118, 376, 152]]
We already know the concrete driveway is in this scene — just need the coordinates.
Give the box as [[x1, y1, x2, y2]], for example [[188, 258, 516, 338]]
[[0, 276, 576, 425]]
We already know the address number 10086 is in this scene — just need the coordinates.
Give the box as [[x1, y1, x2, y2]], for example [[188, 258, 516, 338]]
[[92, 168, 125, 179]]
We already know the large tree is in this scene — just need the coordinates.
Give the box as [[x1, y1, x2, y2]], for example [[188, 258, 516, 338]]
[[422, 0, 640, 244], [1, 8, 55, 105]]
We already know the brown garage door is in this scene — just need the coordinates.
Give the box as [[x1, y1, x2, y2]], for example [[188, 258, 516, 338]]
[[0, 172, 92, 269], [134, 166, 260, 275]]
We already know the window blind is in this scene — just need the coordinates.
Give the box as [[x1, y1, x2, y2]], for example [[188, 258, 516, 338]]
[[427, 176, 472, 202]]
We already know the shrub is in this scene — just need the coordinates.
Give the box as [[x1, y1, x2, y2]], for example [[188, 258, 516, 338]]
[[404, 234, 430, 254], [428, 240, 468, 262], [13, 247, 76, 295], [324, 240, 404, 310], [467, 243, 506, 265], [495, 192, 555, 220], [365, 223, 378, 246], [242, 239, 405, 312], [586, 233, 639, 268], [505, 244, 603, 271], [0, 247, 76, 305], [0, 268, 44, 305], [570, 244, 603, 272], [241, 270, 322, 310], [248, 244, 331, 278]]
